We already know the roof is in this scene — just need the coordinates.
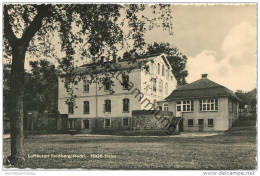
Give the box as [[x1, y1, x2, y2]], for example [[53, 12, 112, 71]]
[[166, 78, 241, 102], [74, 52, 167, 75]]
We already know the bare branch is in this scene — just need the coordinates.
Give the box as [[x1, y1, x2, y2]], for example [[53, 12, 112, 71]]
[[4, 5, 18, 47]]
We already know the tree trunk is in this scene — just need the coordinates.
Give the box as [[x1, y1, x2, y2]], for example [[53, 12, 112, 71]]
[[7, 42, 27, 167]]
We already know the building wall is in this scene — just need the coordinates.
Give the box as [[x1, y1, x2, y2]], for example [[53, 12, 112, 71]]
[[140, 55, 177, 110], [228, 98, 240, 128], [58, 55, 178, 132], [163, 97, 231, 131], [58, 70, 142, 117]]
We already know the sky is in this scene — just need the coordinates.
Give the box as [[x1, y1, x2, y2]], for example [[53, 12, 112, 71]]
[[20, 4, 257, 92], [146, 4, 257, 92]]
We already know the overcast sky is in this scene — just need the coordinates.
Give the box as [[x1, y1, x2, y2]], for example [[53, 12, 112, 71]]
[[146, 4, 257, 92], [22, 4, 257, 92]]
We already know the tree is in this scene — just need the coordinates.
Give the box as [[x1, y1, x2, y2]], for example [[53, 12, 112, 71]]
[[3, 4, 173, 166], [146, 42, 188, 86], [24, 60, 59, 113]]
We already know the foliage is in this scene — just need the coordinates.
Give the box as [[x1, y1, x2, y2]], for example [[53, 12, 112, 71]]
[[235, 89, 257, 111], [3, 4, 174, 165], [3, 61, 59, 114], [25, 60, 59, 113]]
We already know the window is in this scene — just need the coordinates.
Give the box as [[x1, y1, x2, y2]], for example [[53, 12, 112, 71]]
[[83, 80, 89, 92], [157, 63, 160, 74], [104, 77, 111, 91], [164, 104, 168, 111], [104, 118, 111, 128], [162, 65, 165, 76], [159, 79, 163, 95], [68, 102, 74, 114], [176, 101, 182, 112], [176, 100, 194, 112], [188, 119, 194, 127], [122, 74, 129, 89], [123, 98, 130, 112], [83, 119, 90, 129], [152, 78, 156, 92], [208, 119, 214, 127], [199, 99, 218, 111], [158, 106, 162, 111], [165, 83, 168, 95], [104, 99, 111, 113], [123, 118, 129, 126], [83, 101, 89, 114], [171, 76, 173, 80]]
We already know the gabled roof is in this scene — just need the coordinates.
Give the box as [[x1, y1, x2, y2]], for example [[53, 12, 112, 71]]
[[75, 52, 169, 75], [166, 77, 241, 102]]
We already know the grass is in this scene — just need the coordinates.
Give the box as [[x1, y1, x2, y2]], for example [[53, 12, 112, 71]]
[[3, 117, 257, 169]]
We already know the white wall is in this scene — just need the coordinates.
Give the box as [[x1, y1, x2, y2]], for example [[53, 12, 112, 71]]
[[58, 54, 178, 118]]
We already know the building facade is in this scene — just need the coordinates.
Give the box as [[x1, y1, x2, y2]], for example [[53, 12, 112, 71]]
[[158, 74, 240, 132], [58, 53, 177, 132]]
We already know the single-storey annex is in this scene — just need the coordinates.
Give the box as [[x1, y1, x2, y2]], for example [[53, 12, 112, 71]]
[[158, 74, 241, 132]]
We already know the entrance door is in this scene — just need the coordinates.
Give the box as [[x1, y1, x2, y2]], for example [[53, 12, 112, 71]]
[[198, 119, 204, 131], [178, 119, 184, 132], [83, 119, 90, 129]]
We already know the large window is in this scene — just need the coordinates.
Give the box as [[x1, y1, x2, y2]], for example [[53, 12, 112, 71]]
[[122, 74, 129, 89], [199, 99, 218, 111], [123, 98, 130, 112], [176, 100, 194, 112], [68, 102, 74, 114], [83, 80, 89, 92], [188, 119, 194, 127], [104, 99, 111, 113], [208, 119, 214, 127], [83, 101, 89, 114]]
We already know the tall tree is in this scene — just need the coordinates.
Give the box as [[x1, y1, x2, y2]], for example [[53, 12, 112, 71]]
[[146, 42, 188, 86], [3, 4, 173, 166]]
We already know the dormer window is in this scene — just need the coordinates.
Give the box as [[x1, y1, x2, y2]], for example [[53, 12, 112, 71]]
[[83, 80, 89, 92], [104, 77, 111, 91], [122, 74, 129, 89]]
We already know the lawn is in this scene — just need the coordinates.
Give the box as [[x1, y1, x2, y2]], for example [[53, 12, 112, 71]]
[[3, 117, 257, 169]]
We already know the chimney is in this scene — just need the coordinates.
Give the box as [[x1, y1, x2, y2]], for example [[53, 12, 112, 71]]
[[201, 74, 208, 79]]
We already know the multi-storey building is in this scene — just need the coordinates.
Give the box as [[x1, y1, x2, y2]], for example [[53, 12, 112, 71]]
[[58, 53, 177, 132]]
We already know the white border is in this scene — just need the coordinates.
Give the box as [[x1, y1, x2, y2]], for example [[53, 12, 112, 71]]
[[0, 1, 259, 176]]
